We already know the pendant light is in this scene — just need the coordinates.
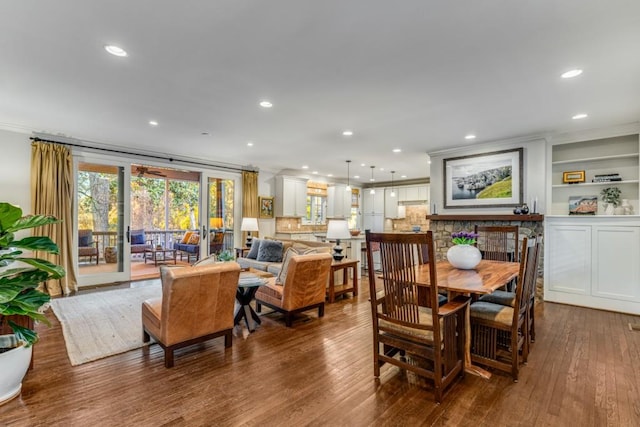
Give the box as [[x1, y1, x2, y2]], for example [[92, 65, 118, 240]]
[[369, 166, 376, 195], [390, 171, 396, 197], [345, 160, 352, 191]]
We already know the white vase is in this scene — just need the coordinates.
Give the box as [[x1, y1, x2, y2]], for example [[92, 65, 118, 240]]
[[621, 199, 633, 215], [604, 203, 615, 215], [0, 337, 32, 405], [446, 244, 482, 270]]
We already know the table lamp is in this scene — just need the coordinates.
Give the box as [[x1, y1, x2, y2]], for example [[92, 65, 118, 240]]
[[326, 219, 351, 261], [241, 217, 259, 247]]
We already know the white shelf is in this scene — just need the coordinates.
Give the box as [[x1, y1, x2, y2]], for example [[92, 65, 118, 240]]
[[552, 180, 639, 188], [552, 153, 639, 165]]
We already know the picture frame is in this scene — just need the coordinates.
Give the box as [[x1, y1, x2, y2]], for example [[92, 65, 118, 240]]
[[562, 170, 585, 184], [569, 195, 597, 215], [258, 196, 274, 219], [443, 148, 523, 208]]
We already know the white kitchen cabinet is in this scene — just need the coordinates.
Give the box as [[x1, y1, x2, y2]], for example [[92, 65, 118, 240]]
[[545, 216, 640, 314], [275, 176, 308, 217], [327, 184, 352, 218], [384, 188, 405, 218], [399, 185, 429, 202], [363, 190, 384, 215], [363, 213, 384, 232]]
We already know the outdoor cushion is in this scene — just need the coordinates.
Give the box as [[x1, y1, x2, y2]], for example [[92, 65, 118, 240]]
[[181, 231, 194, 244], [187, 233, 200, 245], [131, 231, 145, 245], [79, 234, 92, 247], [256, 239, 284, 262]]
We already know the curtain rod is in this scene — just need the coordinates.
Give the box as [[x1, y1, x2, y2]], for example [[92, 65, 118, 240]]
[[30, 137, 257, 174]]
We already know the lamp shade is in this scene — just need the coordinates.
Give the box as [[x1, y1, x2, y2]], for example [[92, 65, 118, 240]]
[[326, 220, 351, 240], [241, 217, 259, 232]]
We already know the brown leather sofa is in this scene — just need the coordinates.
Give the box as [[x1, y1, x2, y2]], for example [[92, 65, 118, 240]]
[[255, 253, 332, 326], [141, 262, 240, 367]]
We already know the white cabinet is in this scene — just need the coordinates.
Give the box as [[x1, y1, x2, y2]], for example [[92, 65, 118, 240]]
[[327, 184, 352, 218], [363, 213, 384, 232], [384, 189, 405, 218], [275, 176, 308, 217], [398, 185, 429, 202], [545, 217, 640, 314], [362, 190, 384, 215]]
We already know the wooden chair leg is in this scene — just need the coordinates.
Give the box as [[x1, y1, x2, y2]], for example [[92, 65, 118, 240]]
[[285, 313, 293, 327], [225, 331, 232, 348], [318, 303, 325, 318], [164, 348, 174, 368]]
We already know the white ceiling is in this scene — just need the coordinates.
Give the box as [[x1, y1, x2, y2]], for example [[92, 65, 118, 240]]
[[1, 1, 639, 184]]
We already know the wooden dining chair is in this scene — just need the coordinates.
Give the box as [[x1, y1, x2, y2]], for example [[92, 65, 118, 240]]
[[469, 237, 531, 381], [474, 225, 519, 262], [365, 230, 470, 403]]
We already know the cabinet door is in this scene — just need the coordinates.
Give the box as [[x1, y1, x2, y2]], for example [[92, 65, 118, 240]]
[[547, 224, 591, 295], [592, 226, 640, 301], [293, 180, 307, 217], [384, 188, 399, 218]]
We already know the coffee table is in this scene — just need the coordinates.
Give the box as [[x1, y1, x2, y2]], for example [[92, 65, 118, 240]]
[[234, 269, 273, 332], [144, 247, 177, 266]]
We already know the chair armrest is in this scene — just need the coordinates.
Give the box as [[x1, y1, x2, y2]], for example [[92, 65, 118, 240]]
[[438, 295, 470, 317]]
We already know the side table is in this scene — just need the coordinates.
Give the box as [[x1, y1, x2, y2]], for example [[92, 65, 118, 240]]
[[234, 269, 273, 332], [235, 247, 250, 259], [327, 259, 359, 303]]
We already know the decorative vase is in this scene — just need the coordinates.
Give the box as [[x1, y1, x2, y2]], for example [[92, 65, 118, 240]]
[[614, 206, 625, 215], [604, 203, 615, 215], [0, 337, 32, 405], [621, 199, 633, 215], [446, 244, 482, 270]]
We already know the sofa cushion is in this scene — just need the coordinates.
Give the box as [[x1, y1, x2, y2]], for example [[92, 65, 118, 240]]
[[246, 238, 261, 259], [276, 247, 318, 285], [236, 257, 272, 272], [267, 264, 282, 276], [257, 239, 284, 262]]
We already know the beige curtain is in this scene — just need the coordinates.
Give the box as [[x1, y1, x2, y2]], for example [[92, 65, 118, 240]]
[[31, 141, 77, 295], [242, 170, 259, 241]]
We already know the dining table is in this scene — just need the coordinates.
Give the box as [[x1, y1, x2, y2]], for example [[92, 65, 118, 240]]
[[414, 259, 521, 379]]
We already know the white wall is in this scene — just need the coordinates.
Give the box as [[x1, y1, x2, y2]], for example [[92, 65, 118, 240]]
[[258, 169, 276, 237], [429, 138, 547, 215], [0, 129, 32, 213]]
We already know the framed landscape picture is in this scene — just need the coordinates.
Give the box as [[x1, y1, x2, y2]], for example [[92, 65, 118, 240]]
[[443, 148, 523, 208], [569, 195, 597, 215], [259, 196, 274, 219]]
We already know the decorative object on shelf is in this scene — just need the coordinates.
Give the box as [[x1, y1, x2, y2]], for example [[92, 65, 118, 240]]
[[0, 202, 65, 405], [241, 217, 259, 247], [443, 148, 523, 209], [569, 196, 597, 215], [592, 173, 622, 183], [258, 196, 274, 219], [349, 229, 361, 237], [562, 170, 585, 184], [447, 231, 481, 270], [512, 203, 529, 215], [326, 219, 351, 261], [600, 187, 621, 215], [621, 199, 633, 215]]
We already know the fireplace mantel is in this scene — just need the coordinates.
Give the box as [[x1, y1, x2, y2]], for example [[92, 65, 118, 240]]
[[427, 214, 544, 222]]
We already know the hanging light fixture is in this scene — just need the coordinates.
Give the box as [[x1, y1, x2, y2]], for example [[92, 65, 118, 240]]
[[390, 171, 396, 197], [370, 166, 376, 195], [345, 160, 352, 191]]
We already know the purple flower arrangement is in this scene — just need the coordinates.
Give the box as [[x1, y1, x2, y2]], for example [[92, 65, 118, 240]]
[[451, 231, 479, 245]]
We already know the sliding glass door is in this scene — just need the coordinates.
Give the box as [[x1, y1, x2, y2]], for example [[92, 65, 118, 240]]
[[204, 175, 236, 258]]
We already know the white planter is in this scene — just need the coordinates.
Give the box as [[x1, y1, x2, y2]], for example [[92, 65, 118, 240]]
[[0, 336, 32, 405], [446, 244, 482, 270]]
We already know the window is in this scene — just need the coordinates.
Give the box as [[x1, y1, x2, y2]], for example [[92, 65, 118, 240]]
[[305, 195, 326, 224]]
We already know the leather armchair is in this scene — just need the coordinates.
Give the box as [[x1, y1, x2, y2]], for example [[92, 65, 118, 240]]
[[142, 262, 240, 367], [255, 253, 332, 327]]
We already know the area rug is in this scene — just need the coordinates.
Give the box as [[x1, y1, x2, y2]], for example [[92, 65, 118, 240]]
[[49, 283, 161, 366]]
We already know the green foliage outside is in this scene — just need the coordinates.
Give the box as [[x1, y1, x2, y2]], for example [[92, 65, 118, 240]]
[[477, 177, 512, 199]]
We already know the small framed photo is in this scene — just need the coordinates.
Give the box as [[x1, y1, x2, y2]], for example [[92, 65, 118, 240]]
[[259, 196, 274, 219], [563, 170, 585, 184], [569, 195, 597, 215]]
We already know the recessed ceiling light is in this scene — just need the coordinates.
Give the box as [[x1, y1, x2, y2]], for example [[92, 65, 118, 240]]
[[379, 168, 384, 171], [572, 113, 588, 120], [561, 69, 583, 79], [342, 130, 353, 136], [354, 175, 360, 179], [247, 142, 254, 147], [259, 100, 273, 108], [148, 120, 158, 126], [465, 134, 476, 140], [104, 45, 127, 57], [401, 175, 407, 178], [392, 148, 401, 153], [301, 165, 309, 169], [428, 160, 432, 164], [312, 171, 318, 174], [360, 163, 366, 167]]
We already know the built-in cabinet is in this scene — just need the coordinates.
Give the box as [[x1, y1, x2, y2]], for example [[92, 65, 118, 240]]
[[275, 176, 308, 217], [384, 189, 405, 219], [398, 185, 429, 202], [545, 217, 640, 314], [327, 184, 352, 218], [545, 129, 640, 315], [362, 190, 384, 232]]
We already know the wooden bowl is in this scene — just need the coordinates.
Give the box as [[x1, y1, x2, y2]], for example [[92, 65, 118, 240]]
[[349, 230, 361, 237]]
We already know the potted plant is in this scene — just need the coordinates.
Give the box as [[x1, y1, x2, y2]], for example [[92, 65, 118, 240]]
[[600, 187, 621, 215], [0, 202, 65, 405], [447, 231, 481, 270], [217, 249, 235, 262]]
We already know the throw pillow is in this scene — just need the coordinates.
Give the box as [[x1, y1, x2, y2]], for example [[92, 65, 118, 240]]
[[131, 233, 145, 245], [181, 231, 194, 244], [276, 247, 317, 285], [187, 233, 200, 245], [79, 234, 92, 247], [257, 239, 284, 262], [246, 238, 261, 259]]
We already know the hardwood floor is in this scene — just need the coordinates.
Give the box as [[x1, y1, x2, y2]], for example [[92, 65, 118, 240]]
[[2, 278, 639, 426]]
